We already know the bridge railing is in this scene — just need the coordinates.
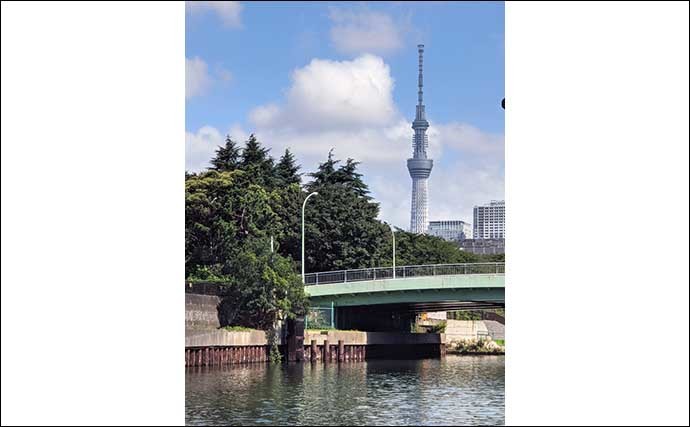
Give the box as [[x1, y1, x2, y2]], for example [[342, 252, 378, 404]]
[[303, 262, 504, 286]]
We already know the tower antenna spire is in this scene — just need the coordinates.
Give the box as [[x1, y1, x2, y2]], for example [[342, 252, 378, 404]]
[[418, 44, 424, 106]]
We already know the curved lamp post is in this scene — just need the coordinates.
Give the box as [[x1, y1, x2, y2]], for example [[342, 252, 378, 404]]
[[301, 192, 318, 283], [385, 222, 396, 279]]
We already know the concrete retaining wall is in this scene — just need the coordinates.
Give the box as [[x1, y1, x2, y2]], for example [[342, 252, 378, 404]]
[[186, 329, 446, 348], [185, 294, 221, 332], [304, 331, 445, 346], [185, 329, 269, 348], [444, 320, 490, 341]]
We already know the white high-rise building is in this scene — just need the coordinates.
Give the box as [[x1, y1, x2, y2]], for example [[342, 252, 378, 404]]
[[428, 220, 472, 242], [473, 200, 505, 239], [407, 44, 433, 234]]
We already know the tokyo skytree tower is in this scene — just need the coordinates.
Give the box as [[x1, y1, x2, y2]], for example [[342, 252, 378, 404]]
[[407, 44, 433, 234]]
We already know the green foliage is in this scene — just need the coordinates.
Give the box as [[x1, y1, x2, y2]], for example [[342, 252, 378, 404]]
[[186, 136, 309, 330], [185, 169, 284, 278], [448, 337, 505, 354], [186, 266, 231, 282], [476, 253, 505, 262], [306, 307, 332, 329], [302, 151, 389, 272], [210, 135, 241, 172], [414, 320, 447, 334], [269, 341, 282, 364], [394, 230, 480, 266], [428, 320, 447, 334], [447, 311, 482, 321], [265, 327, 282, 363], [274, 148, 302, 186], [217, 238, 308, 330], [239, 134, 276, 188]]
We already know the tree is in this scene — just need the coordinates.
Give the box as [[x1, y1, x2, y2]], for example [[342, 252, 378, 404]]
[[210, 135, 241, 172], [274, 148, 301, 186], [273, 183, 304, 265], [476, 252, 505, 262], [185, 170, 240, 278], [218, 238, 308, 330], [239, 134, 276, 188], [185, 169, 284, 278], [302, 151, 389, 272], [394, 230, 480, 266]]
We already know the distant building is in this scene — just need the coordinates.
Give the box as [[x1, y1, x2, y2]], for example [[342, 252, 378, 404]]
[[428, 220, 472, 242], [458, 238, 505, 255], [473, 200, 505, 239]]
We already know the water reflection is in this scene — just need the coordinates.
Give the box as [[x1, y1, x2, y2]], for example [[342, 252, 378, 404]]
[[186, 355, 504, 426]]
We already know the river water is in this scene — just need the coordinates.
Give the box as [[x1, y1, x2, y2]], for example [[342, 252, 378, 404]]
[[186, 355, 504, 426]]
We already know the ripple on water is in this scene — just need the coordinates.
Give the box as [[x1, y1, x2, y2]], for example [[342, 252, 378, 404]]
[[186, 355, 504, 426]]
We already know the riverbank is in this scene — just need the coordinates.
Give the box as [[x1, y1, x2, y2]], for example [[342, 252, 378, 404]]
[[185, 328, 448, 366]]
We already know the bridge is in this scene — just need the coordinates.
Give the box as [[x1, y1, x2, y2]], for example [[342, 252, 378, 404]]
[[304, 262, 505, 331]]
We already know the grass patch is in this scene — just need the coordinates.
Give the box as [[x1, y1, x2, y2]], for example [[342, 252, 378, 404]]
[[221, 326, 255, 332], [494, 339, 505, 346]]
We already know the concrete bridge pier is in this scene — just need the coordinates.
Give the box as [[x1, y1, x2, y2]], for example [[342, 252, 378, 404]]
[[285, 317, 305, 362]]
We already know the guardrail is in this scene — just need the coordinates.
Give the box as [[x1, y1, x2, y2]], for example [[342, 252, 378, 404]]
[[303, 262, 504, 286]]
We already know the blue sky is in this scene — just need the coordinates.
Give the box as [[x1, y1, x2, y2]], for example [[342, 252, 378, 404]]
[[186, 1, 504, 229]]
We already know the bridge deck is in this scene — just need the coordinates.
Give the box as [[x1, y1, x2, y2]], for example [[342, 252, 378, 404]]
[[306, 272, 505, 308]]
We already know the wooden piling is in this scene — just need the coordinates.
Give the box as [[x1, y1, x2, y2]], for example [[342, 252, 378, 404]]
[[338, 340, 344, 362]]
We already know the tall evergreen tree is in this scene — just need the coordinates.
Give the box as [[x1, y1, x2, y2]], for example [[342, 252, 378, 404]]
[[240, 134, 270, 166], [240, 134, 275, 187], [210, 135, 241, 172], [272, 148, 304, 264], [307, 149, 338, 185], [274, 148, 302, 186], [302, 150, 388, 272], [332, 158, 370, 198]]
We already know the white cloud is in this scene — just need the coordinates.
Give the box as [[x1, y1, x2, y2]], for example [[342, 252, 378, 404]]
[[186, 126, 222, 172], [329, 8, 405, 56], [249, 55, 397, 131], [428, 161, 505, 226], [189, 55, 503, 229], [186, 57, 211, 99], [186, 57, 233, 99], [434, 122, 505, 158], [186, 124, 248, 172], [186, 1, 243, 29]]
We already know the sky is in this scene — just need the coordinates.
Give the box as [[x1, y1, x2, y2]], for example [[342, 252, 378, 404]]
[[186, 1, 504, 230]]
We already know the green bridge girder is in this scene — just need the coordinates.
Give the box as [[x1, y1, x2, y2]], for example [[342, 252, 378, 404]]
[[306, 273, 505, 308]]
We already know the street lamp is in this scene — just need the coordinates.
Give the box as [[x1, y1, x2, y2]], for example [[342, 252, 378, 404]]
[[301, 191, 318, 283], [385, 222, 396, 279]]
